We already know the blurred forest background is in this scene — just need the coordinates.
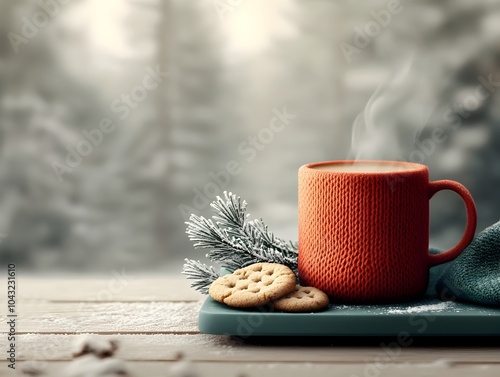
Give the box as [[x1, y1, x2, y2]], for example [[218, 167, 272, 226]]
[[0, 0, 499, 273]]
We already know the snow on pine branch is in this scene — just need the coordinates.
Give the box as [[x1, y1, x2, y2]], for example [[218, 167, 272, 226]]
[[183, 192, 298, 294], [182, 259, 220, 294]]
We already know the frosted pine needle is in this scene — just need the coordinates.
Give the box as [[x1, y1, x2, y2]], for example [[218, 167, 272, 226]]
[[182, 260, 220, 294], [183, 192, 298, 294]]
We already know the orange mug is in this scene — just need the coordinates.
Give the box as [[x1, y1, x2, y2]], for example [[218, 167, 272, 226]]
[[298, 160, 477, 304]]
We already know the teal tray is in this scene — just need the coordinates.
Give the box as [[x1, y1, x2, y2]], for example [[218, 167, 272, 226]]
[[199, 297, 500, 337], [198, 267, 500, 336]]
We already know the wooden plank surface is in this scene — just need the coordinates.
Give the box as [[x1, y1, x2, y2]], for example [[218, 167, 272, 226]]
[[3, 334, 500, 363], [16, 276, 203, 302], [0, 276, 499, 377], [2, 301, 202, 333], [2, 361, 499, 377]]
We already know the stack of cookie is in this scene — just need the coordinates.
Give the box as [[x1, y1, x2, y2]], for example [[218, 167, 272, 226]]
[[209, 263, 329, 312]]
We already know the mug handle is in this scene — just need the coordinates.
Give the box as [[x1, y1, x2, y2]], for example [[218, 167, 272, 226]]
[[427, 180, 477, 267]]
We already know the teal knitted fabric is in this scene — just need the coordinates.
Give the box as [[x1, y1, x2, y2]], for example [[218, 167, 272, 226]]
[[434, 220, 500, 307]]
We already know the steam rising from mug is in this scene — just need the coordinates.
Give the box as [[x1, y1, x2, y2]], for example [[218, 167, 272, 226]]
[[349, 54, 437, 161]]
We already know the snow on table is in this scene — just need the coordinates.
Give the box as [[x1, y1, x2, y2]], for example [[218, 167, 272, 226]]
[[0, 276, 498, 377]]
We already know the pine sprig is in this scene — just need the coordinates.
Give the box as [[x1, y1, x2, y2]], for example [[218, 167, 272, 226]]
[[183, 192, 298, 294], [182, 259, 220, 294]]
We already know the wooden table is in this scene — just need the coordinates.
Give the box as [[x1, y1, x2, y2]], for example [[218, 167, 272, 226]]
[[1, 275, 499, 376]]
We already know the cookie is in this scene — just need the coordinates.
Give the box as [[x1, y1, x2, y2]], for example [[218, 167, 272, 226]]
[[209, 263, 296, 308], [272, 285, 329, 312]]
